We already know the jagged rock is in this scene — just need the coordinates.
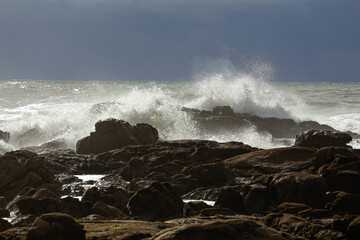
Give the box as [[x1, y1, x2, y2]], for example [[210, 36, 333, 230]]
[[26, 213, 86, 240], [127, 182, 184, 221], [0, 130, 10, 143], [294, 130, 352, 148], [76, 119, 158, 154]]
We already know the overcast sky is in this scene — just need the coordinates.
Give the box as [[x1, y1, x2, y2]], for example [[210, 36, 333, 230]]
[[0, 0, 359, 81]]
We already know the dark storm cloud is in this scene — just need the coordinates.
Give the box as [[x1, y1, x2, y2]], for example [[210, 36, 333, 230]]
[[0, 0, 359, 81]]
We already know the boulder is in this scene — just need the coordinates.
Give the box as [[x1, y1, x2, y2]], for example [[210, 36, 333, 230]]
[[294, 130, 352, 148], [214, 187, 245, 213], [26, 213, 85, 240], [0, 130, 10, 143], [152, 218, 289, 240], [127, 182, 184, 221], [76, 119, 158, 154], [269, 171, 327, 209]]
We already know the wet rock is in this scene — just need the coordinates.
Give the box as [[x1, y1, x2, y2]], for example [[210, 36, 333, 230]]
[[181, 162, 234, 187], [0, 153, 61, 203], [269, 171, 327, 209], [243, 184, 269, 214], [323, 170, 360, 193], [183, 201, 211, 217], [224, 147, 316, 177], [27, 213, 86, 240], [264, 213, 323, 239], [127, 182, 184, 221], [212, 106, 235, 116], [76, 119, 158, 154], [199, 207, 234, 216], [17, 128, 46, 147], [272, 202, 312, 215], [82, 186, 129, 210], [0, 218, 12, 232], [92, 201, 126, 219], [294, 130, 352, 148], [326, 191, 360, 214], [152, 217, 289, 240], [347, 216, 360, 240], [58, 197, 91, 218], [0, 130, 10, 143], [214, 187, 245, 213]]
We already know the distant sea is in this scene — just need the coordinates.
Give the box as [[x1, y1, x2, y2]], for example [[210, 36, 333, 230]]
[[0, 76, 359, 154]]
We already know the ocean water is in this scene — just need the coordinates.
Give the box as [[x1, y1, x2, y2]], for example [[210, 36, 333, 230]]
[[0, 74, 359, 154]]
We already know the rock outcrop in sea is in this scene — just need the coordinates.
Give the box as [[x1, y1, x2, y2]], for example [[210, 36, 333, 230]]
[[1, 110, 360, 239]]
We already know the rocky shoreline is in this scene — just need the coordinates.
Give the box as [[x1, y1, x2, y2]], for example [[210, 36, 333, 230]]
[[1, 108, 360, 240]]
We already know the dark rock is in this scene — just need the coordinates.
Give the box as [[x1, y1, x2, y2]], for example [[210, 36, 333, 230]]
[[272, 202, 311, 215], [181, 162, 234, 187], [27, 213, 85, 240], [294, 130, 352, 148], [0, 130, 10, 143], [264, 213, 323, 239], [0, 218, 12, 232], [212, 106, 235, 116], [0, 208, 9, 218], [82, 186, 129, 210], [183, 201, 211, 217], [10, 214, 36, 227], [347, 216, 360, 240], [76, 119, 158, 154], [323, 170, 360, 193], [58, 197, 91, 218], [269, 171, 327, 209], [199, 207, 234, 216], [326, 191, 360, 214], [92, 201, 126, 219], [0, 153, 61, 203], [214, 187, 245, 213], [152, 217, 289, 240], [127, 182, 184, 221], [224, 147, 316, 176], [243, 184, 269, 214]]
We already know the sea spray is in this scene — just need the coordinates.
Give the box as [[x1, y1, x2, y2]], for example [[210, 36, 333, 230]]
[[0, 69, 359, 151]]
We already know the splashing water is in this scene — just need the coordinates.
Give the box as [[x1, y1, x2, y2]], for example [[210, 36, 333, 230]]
[[0, 62, 359, 153]]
